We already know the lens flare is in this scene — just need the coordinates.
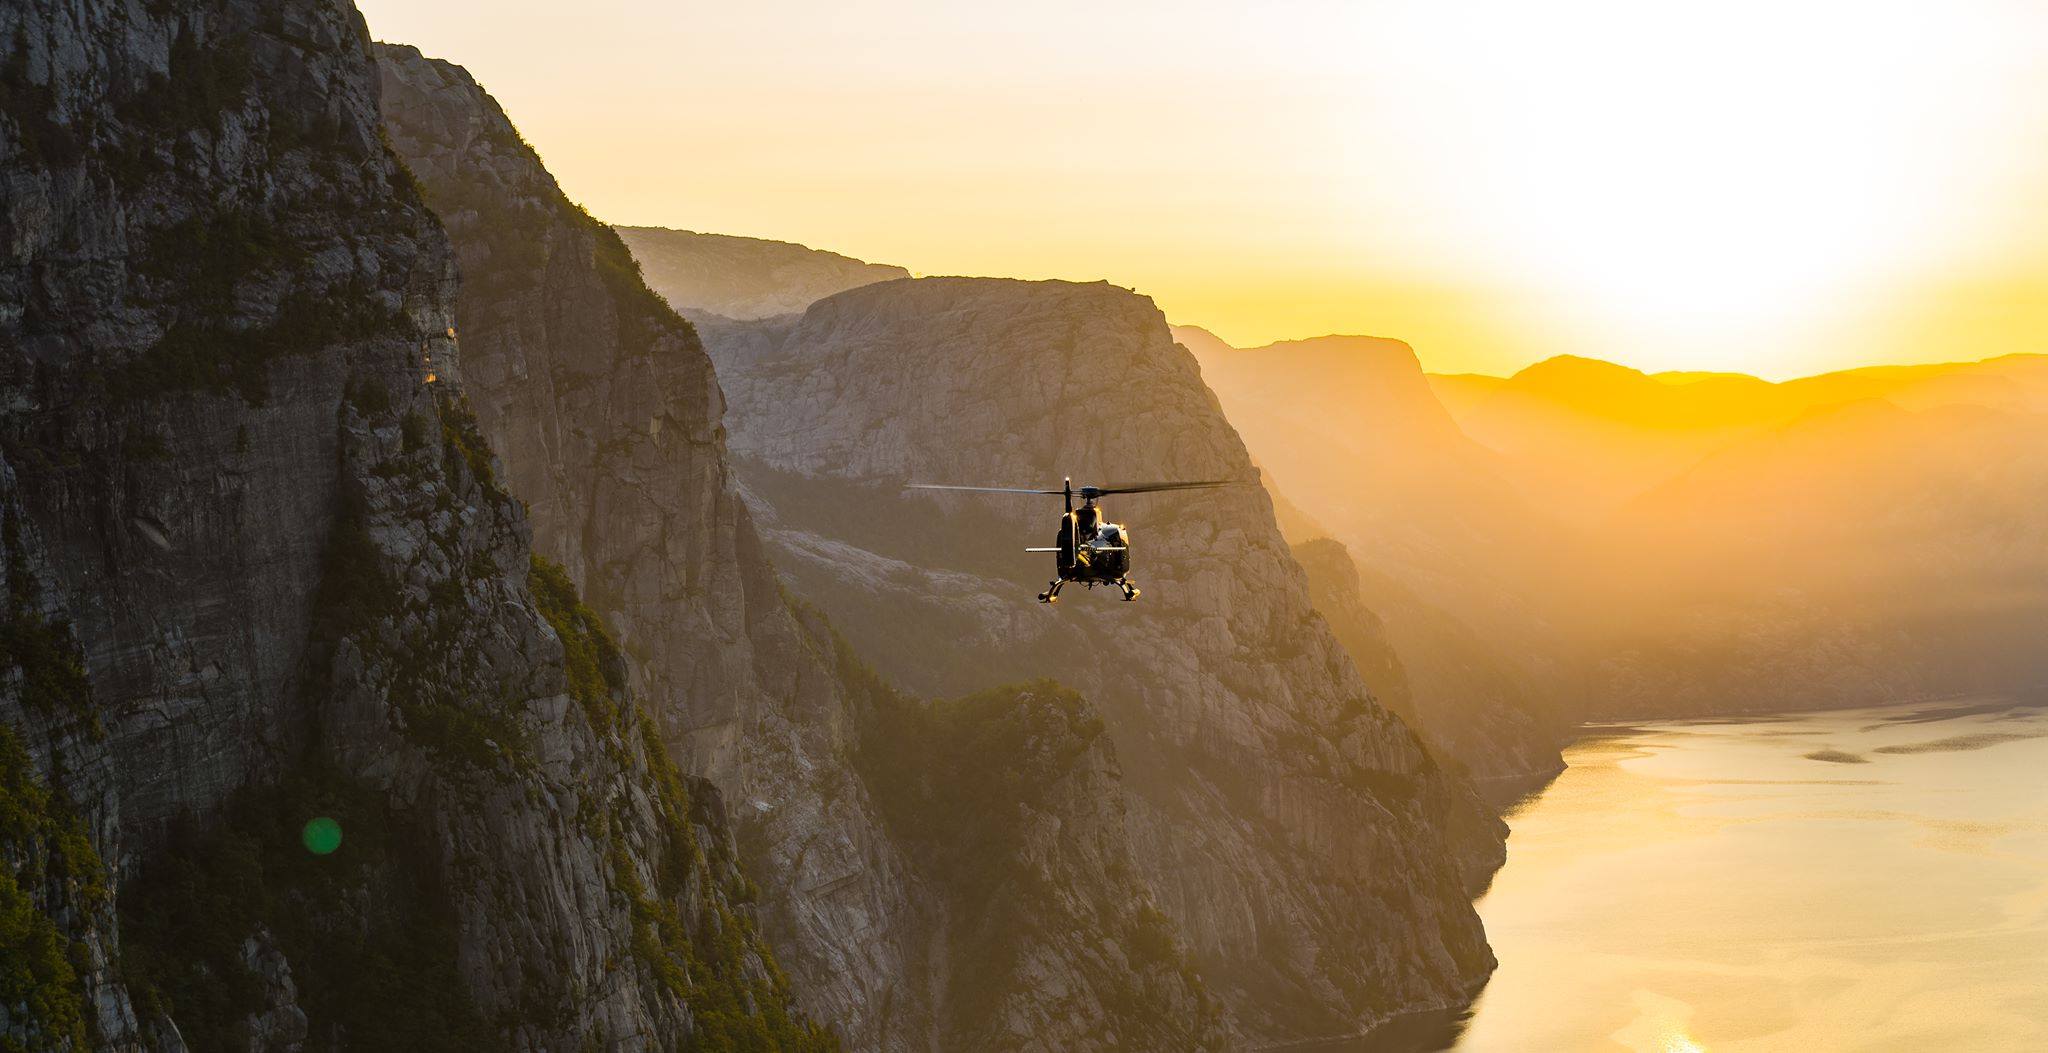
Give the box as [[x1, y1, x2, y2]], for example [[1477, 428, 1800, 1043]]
[[301, 816, 343, 856]]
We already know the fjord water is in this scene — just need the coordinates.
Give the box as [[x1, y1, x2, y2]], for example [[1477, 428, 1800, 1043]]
[[1357, 699, 2048, 1051]]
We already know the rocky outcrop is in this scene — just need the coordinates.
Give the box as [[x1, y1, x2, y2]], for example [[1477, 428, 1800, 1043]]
[[377, 46, 1221, 1051], [849, 671, 1227, 1052], [1292, 538, 1561, 795], [1184, 329, 1566, 785], [704, 277, 1505, 1045], [616, 226, 908, 322], [375, 44, 933, 1049], [0, 1, 822, 1047]]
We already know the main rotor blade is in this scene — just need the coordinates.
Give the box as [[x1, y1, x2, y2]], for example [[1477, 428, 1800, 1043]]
[[1090, 479, 1236, 496], [907, 484, 1063, 495]]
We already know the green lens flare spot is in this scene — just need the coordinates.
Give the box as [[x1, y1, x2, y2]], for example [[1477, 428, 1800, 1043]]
[[301, 816, 343, 856]]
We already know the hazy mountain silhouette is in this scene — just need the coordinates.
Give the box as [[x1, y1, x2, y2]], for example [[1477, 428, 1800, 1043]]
[[616, 225, 908, 321], [1432, 351, 2048, 520], [1178, 329, 1556, 619], [1191, 325, 2048, 721], [1578, 397, 2048, 714], [1179, 327, 1567, 782]]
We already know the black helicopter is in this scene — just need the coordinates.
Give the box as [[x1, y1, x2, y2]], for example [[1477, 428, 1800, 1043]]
[[908, 477, 1232, 603]]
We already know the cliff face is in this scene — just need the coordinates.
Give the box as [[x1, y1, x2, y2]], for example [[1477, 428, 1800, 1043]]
[[1184, 330, 1566, 784], [614, 226, 908, 322], [847, 671, 1227, 1052], [374, 45, 933, 1048], [703, 277, 1505, 1045], [0, 1, 822, 1048], [377, 47, 1220, 1051], [1292, 538, 1561, 794]]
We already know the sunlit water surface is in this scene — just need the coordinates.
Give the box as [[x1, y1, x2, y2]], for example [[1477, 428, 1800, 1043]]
[[1352, 698, 2048, 1052]]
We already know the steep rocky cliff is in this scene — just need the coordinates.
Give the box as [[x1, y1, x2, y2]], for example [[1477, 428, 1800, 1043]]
[[703, 277, 1506, 1045], [373, 44, 931, 1048], [1182, 329, 1566, 785], [845, 667, 1226, 1052], [0, 1, 825, 1047], [376, 46, 1220, 1051], [615, 226, 907, 322], [1291, 538, 1561, 795]]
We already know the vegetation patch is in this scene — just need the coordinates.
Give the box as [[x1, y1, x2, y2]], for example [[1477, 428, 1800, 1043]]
[[841, 644, 1223, 1048], [523, 551, 829, 1047], [528, 556, 624, 732], [434, 390, 503, 496], [0, 507, 96, 733], [112, 280, 407, 405], [583, 208, 698, 361], [600, 712, 837, 1052], [0, 723, 103, 1052], [305, 471, 528, 773]]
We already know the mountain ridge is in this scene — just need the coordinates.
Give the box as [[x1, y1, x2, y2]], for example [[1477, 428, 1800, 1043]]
[[378, 43, 1228, 1051], [700, 274, 1506, 1046], [616, 224, 910, 321], [1180, 326, 1568, 784], [0, 2, 828, 1046]]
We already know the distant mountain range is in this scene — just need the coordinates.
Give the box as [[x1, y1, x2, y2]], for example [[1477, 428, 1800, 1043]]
[[610, 226, 2048, 741], [614, 225, 908, 321], [1189, 325, 2048, 718], [1432, 351, 2048, 519]]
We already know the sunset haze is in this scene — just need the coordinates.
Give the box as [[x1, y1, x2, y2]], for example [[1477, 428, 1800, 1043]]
[[357, 0, 2048, 377]]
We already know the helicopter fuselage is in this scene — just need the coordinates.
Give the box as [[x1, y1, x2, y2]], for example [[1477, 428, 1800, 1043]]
[[1039, 500, 1138, 602], [906, 475, 1232, 604]]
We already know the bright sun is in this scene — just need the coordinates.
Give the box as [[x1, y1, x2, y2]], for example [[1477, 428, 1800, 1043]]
[[1334, 0, 2048, 376]]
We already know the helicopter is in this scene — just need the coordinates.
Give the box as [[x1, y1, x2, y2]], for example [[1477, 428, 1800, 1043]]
[[907, 477, 1233, 603]]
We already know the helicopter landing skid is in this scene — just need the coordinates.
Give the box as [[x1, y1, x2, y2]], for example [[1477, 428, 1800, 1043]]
[[1037, 578, 1140, 603]]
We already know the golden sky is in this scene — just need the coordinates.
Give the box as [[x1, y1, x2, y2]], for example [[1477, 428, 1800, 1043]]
[[357, 0, 2048, 379]]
